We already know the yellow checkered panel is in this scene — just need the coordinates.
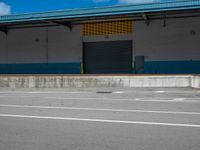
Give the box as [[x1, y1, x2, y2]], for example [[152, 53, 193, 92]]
[[83, 21, 133, 36]]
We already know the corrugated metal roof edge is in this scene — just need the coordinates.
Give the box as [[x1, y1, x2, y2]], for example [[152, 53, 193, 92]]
[[0, 0, 200, 24]]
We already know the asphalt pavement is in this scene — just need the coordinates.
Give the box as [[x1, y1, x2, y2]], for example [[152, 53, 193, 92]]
[[0, 87, 200, 150]]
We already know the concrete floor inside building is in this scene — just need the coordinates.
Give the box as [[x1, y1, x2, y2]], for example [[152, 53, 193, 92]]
[[0, 87, 200, 150]]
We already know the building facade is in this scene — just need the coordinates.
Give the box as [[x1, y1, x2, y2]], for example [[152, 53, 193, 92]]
[[0, 1, 200, 74]]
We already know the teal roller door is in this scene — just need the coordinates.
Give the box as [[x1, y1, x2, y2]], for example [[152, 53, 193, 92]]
[[83, 41, 132, 74]]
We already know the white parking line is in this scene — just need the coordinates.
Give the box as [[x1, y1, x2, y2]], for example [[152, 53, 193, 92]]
[[0, 114, 200, 128], [1, 104, 200, 115]]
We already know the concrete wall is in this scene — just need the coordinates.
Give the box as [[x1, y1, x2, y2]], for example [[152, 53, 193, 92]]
[[0, 25, 82, 74], [0, 75, 199, 88], [191, 75, 200, 88], [133, 17, 200, 74]]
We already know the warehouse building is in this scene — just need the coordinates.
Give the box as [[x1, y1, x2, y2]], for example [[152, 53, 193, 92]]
[[0, 0, 200, 74]]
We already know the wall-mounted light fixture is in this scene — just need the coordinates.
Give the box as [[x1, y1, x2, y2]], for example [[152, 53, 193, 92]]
[[35, 38, 40, 42], [190, 30, 196, 36]]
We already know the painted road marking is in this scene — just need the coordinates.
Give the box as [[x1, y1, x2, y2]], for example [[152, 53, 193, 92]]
[[113, 91, 125, 94], [0, 96, 34, 98], [1, 104, 200, 115], [0, 91, 88, 94], [173, 98, 185, 101], [0, 96, 199, 103], [0, 114, 200, 128], [29, 91, 87, 94], [134, 99, 183, 102], [45, 97, 135, 101], [155, 91, 165, 93], [45, 97, 186, 102]]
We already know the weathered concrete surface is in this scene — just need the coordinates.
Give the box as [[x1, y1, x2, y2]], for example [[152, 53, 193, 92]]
[[0, 75, 199, 88], [191, 75, 200, 89]]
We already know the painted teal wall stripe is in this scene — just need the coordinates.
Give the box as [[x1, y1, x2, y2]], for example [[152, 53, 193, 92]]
[[0, 63, 81, 74], [144, 60, 200, 74], [0, 61, 200, 74]]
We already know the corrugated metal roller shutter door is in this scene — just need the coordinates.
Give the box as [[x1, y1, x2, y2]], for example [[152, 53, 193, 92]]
[[83, 41, 132, 74]]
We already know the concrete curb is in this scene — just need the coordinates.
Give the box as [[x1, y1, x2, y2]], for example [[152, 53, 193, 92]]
[[0, 75, 199, 88]]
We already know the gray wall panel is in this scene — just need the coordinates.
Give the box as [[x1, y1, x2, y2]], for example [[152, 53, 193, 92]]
[[6, 28, 47, 64], [133, 17, 200, 61], [0, 25, 82, 64], [0, 33, 7, 63], [48, 25, 82, 63]]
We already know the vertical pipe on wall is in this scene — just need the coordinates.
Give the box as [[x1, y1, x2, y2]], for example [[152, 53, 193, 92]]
[[132, 21, 135, 74], [81, 63, 84, 74], [45, 27, 49, 64], [5, 33, 8, 73], [81, 26, 84, 74]]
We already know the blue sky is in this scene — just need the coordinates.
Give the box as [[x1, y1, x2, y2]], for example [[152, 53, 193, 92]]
[[0, 0, 175, 15]]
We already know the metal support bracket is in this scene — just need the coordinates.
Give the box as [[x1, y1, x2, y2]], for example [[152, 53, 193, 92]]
[[142, 13, 150, 26], [53, 21, 73, 31], [163, 14, 167, 27], [63, 22, 73, 31], [0, 26, 8, 35]]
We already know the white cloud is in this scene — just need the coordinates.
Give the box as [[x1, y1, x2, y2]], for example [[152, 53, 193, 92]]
[[0, 2, 11, 15], [119, 0, 160, 4]]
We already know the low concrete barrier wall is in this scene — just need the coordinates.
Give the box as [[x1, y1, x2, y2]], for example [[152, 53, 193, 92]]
[[0, 75, 199, 88], [191, 75, 200, 88]]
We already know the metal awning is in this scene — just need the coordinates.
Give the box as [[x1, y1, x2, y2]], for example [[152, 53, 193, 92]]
[[0, 0, 200, 33]]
